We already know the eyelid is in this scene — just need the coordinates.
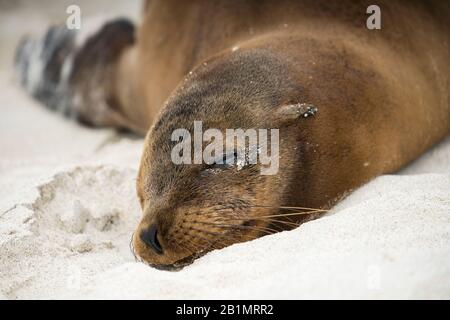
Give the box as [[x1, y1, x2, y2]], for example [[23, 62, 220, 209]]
[[210, 151, 236, 165]]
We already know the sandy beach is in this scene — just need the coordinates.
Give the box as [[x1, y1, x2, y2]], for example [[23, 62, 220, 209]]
[[0, 1, 449, 299]]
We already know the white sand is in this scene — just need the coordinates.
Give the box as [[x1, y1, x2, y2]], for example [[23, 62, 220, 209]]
[[0, 1, 449, 300]]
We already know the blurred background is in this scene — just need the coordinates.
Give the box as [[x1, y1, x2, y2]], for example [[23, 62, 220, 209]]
[[0, 0, 140, 72], [0, 0, 143, 164], [0, 0, 146, 231]]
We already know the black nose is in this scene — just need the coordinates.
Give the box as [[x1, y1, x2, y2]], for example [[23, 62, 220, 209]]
[[140, 224, 163, 255]]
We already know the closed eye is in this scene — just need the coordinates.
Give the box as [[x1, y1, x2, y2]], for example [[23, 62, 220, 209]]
[[201, 151, 236, 173], [206, 151, 237, 167], [202, 150, 256, 172]]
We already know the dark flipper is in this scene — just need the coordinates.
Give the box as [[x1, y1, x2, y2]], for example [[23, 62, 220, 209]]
[[15, 18, 135, 129]]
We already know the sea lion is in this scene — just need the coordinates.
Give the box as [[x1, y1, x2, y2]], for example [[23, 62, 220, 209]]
[[16, 0, 449, 269]]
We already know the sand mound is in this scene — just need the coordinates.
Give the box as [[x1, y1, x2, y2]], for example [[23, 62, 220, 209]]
[[0, 165, 140, 299], [63, 173, 450, 299]]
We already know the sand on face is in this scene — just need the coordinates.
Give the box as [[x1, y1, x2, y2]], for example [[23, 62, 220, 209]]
[[0, 1, 449, 299]]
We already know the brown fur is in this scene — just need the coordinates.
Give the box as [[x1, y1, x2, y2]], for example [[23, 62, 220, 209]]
[[125, 0, 450, 267], [125, 1, 450, 267]]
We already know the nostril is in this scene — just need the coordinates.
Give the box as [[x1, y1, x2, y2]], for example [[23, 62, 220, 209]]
[[140, 224, 163, 255]]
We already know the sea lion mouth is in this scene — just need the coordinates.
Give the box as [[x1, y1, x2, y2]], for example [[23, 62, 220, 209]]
[[153, 250, 208, 271], [133, 242, 209, 271], [130, 224, 236, 270]]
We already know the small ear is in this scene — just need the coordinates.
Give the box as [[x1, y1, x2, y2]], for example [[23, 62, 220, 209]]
[[273, 103, 318, 126]]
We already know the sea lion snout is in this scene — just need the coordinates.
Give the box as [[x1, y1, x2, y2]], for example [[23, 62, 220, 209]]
[[132, 166, 273, 269], [132, 202, 268, 269], [132, 208, 218, 269], [132, 202, 205, 268]]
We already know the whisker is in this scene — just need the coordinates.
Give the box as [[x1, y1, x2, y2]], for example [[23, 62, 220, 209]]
[[213, 228, 259, 245], [171, 238, 199, 256], [203, 210, 322, 222], [280, 205, 327, 211], [229, 216, 288, 233], [247, 204, 328, 212], [196, 226, 259, 245], [187, 230, 225, 250], [252, 211, 324, 219], [253, 217, 301, 228], [193, 220, 281, 235], [212, 215, 301, 228], [199, 206, 327, 223], [189, 226, 232, 248], [206, 204, 327, 216]]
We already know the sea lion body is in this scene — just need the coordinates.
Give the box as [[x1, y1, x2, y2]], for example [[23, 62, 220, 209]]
[[16, 0, 450, 268]]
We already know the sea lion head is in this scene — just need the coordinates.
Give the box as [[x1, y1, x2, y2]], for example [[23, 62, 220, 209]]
[[132, 48, 319, 269]]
